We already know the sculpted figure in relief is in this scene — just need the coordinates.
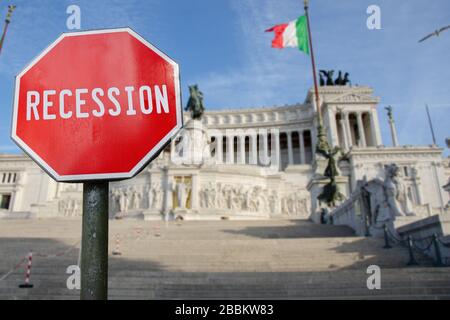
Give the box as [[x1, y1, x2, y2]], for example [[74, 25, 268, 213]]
[[198, 183, 291, 215], [130, 188, 141, 210], [174, 180, 188, 209], [154, 184, 163, 210]]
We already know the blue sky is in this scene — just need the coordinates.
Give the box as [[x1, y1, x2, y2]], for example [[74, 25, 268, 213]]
[[0, 0, 449, 154]]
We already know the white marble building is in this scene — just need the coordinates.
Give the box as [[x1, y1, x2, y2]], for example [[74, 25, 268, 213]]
[[0, 85, 448, 221]]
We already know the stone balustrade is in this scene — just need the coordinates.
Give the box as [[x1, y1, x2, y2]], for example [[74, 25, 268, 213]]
[[329, 190, 368, 236], [397, 214, 450, 264], [199, 104, 314, 128]]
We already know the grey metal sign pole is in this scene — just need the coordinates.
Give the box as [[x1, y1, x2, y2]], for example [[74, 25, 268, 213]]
[[80, 181, 109, 300]]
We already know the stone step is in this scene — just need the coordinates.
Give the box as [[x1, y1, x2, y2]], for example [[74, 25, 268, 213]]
[[0, 219, 446, 299], [3, 294, 449, 301], [4, 271, 449, 284], [2, 285, 450, 300], [4, 269, 450, 289]]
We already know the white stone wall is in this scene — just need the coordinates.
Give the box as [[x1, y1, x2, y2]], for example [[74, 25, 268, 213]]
[[348, 146, 449, 211], [1, 85, 448, 220]]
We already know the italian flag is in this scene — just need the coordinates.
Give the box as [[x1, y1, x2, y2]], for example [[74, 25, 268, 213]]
[[265, 16, 309, 54]]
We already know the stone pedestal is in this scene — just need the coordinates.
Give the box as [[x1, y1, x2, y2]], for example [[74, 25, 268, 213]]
[[172, 208, 189, 220], [115, 210, 144, 220], [311, 157, 328, 179], [307, 174, 349, 224], [172, 119, 209, 166], [143, 209, 163, 221]]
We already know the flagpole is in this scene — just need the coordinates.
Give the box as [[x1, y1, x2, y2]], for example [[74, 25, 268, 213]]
[[425, 104, 437, 145], [0, 5, 16, 56], [304, 0, 320, 120], [0, 21, 10, 55], [303, 0, 329, 153]]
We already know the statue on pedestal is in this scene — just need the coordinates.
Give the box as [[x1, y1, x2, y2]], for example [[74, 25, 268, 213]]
[[385, 105, 394, 122], [334, 71, 343, 85], [185, 85, 205, 120], [173, 87, 210, 166], [317, 146, 345, 207], [362, 164, 416, 233], [384, 164, 414, 217], [385, 106, 399, 146], [318, 70, 351, 86], [342, 73, 350, 86], [319, 70, 334, 86]]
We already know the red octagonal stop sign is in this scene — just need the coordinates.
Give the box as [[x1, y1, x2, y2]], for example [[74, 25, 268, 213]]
[[11, 28, 182, 182]]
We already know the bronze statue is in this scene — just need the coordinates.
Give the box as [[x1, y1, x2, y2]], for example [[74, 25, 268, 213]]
[[319, 70, 326, 86], [319, 70, 351, 86], [319, 70, 334, 86], [326, 70, 334, 86], [342, 72, 350, 85], [385, 105, 394, 121], [319, 73, 325, 86], [185, 85, 205, 120], [334, 71, 343, 85], [317, 146, 345, 207], [317, 146, 340, 180]]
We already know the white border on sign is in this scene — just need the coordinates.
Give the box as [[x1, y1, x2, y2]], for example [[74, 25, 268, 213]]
[[11, 27, 183, 182]]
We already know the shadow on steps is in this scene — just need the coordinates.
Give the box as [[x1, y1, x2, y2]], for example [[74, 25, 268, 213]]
[[0, 220, 447, 300], [221, 219, 355, 239]]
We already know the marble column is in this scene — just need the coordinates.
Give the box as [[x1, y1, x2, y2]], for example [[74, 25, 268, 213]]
[[339, 116, 349, 151], [260, 132, 270, 166], [239, 135, 246, 164], [299, 130, 306, 164], [328, 110, 339, 147], [271, 130, 281, 170], [368, 112, 377, 147], [162, 169, 171, 215], [191, 174, 199, 210], [11, 173, 25, 212], [357, 112, 367, 147], [287, 131, 294, 165], [344, 112, 353, 147], [370, 109, 383, 146], [431, 162, 445, 213], [216, 135, 223, 164], [9, 190, 16, 212], [250, 133, 258, 165], [226, 134, 234, 164], [411, 167, 423, 205], [388, 118, 399, 147]]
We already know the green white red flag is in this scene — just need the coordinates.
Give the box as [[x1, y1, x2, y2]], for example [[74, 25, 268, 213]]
[[265, 15, 309, 54]]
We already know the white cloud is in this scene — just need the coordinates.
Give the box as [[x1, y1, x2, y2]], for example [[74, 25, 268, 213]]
[[192, 0, 312, 109], [0, 0, 159, 77], [199, 0, 450, 149]]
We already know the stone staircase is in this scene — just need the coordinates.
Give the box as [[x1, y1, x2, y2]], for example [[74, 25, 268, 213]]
[[0, 219, 449, 300]]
